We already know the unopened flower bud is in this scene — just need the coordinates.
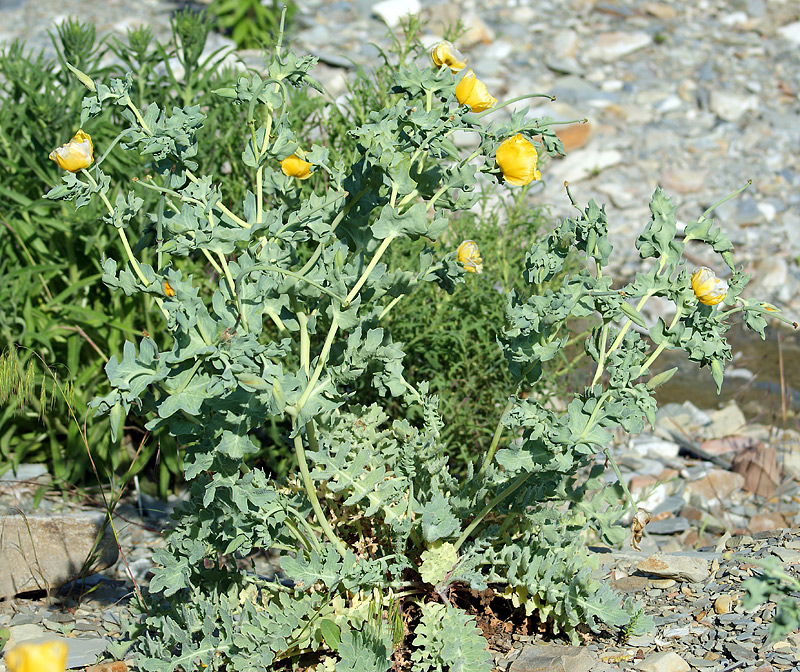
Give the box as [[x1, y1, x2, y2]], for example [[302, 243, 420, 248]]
[[457, 240, 483, 274], [49, 130, 93, 172], [455, 70, 496, 113], [430, 40, 467, 72], [691, 267, 728, 306], [280, 154, 313, 180]]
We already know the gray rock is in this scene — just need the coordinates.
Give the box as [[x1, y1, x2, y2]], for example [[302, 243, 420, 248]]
[[509, 644, 595, 672], [0, 512, 118, 598], [636, 553, 710, 583], [647, 517, 690, 535], [634, 651, 689, 672]]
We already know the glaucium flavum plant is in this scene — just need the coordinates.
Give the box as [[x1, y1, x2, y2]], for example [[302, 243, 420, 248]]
[[47, 26, 794, 672]]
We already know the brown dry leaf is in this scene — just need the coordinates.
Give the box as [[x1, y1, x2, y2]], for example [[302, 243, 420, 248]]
[[700, 436, 759, 456], [731, 442, 780, 497], [630, 508, 652, 551]]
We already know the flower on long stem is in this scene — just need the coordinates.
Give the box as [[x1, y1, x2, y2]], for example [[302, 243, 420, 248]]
[[281, 154, 313, 180], [457, 240, 483, 274], [49, 130, 93, 172], [691, 267, 728, 306], [496, 134, 540, 186], [455, 70, 496, 113], [430, 40, 467, 72]]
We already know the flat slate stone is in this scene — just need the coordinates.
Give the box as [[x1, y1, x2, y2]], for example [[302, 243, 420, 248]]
[[509, 644, 595, 672], [0, 512, 118, 598]]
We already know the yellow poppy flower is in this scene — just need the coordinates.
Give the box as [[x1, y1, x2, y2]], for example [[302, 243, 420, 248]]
[[280, 154, 313, 180], [5, 641, 68, 672], [163, 280, 176, 297], [691, 267, 728, 306], [455, 70, 497, 113], [496, 134, 540, 186], [457, 240, 483, 274], [48, 130, 93, 172], [430, 40, 467, 72]]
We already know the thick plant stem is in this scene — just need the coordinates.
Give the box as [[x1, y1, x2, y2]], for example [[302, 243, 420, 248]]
[[293, 431, 347, 558], [344, 235, 396, 306], [455, 472, 532, 551], [478, 396, 515, 477]]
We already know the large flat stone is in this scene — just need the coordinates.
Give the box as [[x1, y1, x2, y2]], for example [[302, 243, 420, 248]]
[[509, 644, 595, 672], [0, 512, 118, 598]]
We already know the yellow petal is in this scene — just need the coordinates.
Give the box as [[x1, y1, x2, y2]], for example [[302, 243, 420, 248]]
[[48, 129, 93, 172], [457, 239, 483, 274], [496, 134, 540, 186], [280, 154, 313, 180], [455, 70, 497, 113], [430, 40, 467, 72], [5, 641, 68, 672], [691, 267, 728, 306]]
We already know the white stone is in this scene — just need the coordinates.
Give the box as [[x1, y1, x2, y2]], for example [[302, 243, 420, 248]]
[[630, 437, 681, 459], [547, 148, 623, 183], [709, 89, 759, 122], [777, 21, 800, 46], [584, 31, 652, 63], [635, 651, 690, 672], [372, 0, 421, 27]]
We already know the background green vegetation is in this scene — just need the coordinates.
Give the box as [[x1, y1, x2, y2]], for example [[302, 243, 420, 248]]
[[0, 13, 572, 496]]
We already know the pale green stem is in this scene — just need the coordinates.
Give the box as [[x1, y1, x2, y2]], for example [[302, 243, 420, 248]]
[[455, 472, 532, 551], [638, 305, 683, 375], [243, 264, 347, 304], [426, 184, 450, 211], [298, 312, 311, 376], [397, 190, 419, 210], [83, 169, 154, 291], [294, 315, 339, 411], [292, 432, 347, 558], [201, 248, 224, 278], [477, 396, 516, 477], [688, 180, 752, 232], [217, 251, 249, 332], [344, 235, 396, 306], [378, 296, 403, 321], [603, 447, 637, 514], [589, 323, 610, 387], [294, 185, 372, 278], [266, 308, 286, 332], [472, 92, 557, 119], [610, 291, 653, 350]]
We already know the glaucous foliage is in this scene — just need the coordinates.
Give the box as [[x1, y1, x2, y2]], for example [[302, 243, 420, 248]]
[[47, 28, 792, 671]]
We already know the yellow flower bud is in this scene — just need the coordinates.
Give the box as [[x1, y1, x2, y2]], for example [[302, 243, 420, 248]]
[[455, 70, 497, 113], [691, 267, 728, 306], [457, 240, 483, 274], [5, 641, 68, 672], [496, 134, 541, 186], [48, 129, 93, 172], [163, 280, 176, 297], [280, 154, 313, 180], [430, 40, 467, 72]]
